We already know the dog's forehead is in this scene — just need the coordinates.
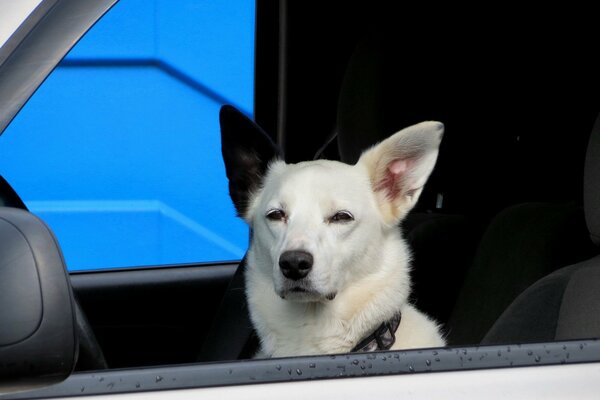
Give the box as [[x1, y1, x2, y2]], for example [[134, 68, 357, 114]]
[[264, 160, 370, 204], [286, 160, 361, 185]]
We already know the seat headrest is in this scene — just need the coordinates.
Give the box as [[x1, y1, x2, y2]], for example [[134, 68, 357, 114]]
[[335, 30, 446, 165], [584, 113, 600, 246], [0, 207, 77, 391], [336, 33, 388, 164]]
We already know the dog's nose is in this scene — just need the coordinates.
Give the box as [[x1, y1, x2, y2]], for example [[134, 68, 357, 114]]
[[279, 250, 313, 280]]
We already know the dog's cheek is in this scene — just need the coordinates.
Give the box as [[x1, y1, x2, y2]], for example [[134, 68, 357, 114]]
[[250, 222, 280, 277], [254, 219, 288, 288], [345, 219, 383, 280]]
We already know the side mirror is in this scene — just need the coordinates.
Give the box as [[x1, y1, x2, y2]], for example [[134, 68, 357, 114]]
[[0, 207, 77, 394]]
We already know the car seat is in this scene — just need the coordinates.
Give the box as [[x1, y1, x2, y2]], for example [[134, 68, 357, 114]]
[[0, 176, 108, 370], [480, 113, 600, 344], [445, 202, 595, 345]]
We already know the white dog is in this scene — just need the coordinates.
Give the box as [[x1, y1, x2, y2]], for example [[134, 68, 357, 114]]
[[220, 105, 446, 358]]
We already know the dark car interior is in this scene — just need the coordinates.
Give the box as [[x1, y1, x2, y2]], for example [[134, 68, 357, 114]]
[[2, 0, 600, 374]]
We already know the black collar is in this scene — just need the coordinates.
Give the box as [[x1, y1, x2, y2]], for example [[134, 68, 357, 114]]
[[351, 312, 402, 352]]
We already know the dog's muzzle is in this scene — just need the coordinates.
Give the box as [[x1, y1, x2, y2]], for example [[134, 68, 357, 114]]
[[279, 250, 313, 281]]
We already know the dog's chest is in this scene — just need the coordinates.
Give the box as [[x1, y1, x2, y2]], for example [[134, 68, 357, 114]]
[[260, 303, 354, 357]]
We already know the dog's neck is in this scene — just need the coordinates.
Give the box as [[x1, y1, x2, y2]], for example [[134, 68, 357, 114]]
[[352, 312, 402, 352]]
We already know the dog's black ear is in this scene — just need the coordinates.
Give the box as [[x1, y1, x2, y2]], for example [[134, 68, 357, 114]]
[[220, 105, 282, 217]]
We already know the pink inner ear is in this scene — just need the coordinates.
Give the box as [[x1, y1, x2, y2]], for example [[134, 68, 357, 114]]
[[375, 158, 410, 200], [388, 159, 409, 175]]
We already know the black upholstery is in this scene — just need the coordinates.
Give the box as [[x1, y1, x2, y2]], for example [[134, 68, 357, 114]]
[[0, 207, 77, 389], [335, 31, 389, 164], [481, 114, 600, 344], [402, 213, 481, 324], [73, 297, 108, 370], [483, 256, 600, 344], [555, 262, 600, 340], [0, 175, 107, 371], [197, 257, 257, 361], [446, 202, 595, 345], [584, 113, 600, 245]]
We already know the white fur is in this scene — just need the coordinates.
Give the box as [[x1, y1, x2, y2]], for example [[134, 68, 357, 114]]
[[241, 121, 446, 357]]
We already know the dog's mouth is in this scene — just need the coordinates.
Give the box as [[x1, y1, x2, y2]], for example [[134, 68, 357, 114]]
[[279, 286, 337, 302]]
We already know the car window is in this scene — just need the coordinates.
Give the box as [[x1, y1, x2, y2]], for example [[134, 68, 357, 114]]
[[0, 0, 254, 271]]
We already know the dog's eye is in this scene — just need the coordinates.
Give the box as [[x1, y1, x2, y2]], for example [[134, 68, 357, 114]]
[[329, 211, 354, 223], [266, 209, 286, 222]]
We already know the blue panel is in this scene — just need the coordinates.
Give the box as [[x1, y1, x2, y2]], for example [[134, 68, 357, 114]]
[[33, 203, 163, 270], [30, 201, 245, 271], [156, 0, 256, 113], [0, 1, 255, 270], [67, 0, 157, 59], [0, 65, 249, 270], [66, 0, 255, 113]]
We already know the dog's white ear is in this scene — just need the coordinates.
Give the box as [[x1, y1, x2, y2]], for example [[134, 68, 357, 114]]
[[220, 105, 282, 218], [357, 121, 444, 224]]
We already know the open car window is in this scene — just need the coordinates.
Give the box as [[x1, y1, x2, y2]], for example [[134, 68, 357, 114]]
[[0, 0, 254, 271]]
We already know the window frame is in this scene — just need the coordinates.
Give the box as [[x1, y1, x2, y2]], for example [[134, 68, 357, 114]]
[[0, 0, 118, 136], [6, 338, 600, 398]]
